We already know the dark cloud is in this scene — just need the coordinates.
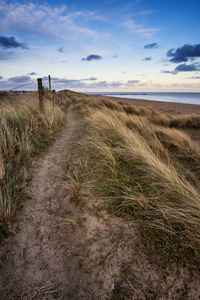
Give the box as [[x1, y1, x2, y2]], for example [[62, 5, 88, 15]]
[[175, 63, 200, 72], [167, 44, 200, 58], [144, 43, 158, 49], [28, 72, 38, 76], [161, 63, 200, 75], [57, 47, 67, 53], [8, 75, 31, 83], [0, 76, 3, 80], [169, 56, 188, 63], [167, 44, 200, 64], [143, 57, 152, 61], [0, 35, 28, 49], [81, 54, 103, 61]]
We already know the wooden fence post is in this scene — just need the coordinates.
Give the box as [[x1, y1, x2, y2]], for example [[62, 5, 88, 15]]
[[0, 149, 4, 184], [61, 92, 64, 107], [48, 75, 51, 91], [52, 90, 56, 107], [37, 78, 44, 114]]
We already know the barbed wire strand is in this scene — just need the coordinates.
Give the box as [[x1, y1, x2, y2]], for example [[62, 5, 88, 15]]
[[10, 80, 37, 91]]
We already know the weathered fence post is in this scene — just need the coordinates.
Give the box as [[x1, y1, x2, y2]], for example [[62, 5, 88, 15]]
[[0, 148, 4, 184], [48, 75, 51, 91], [37, 78, 44, 114], [52, 90, 56, 107], [61, 92, 64, 108]]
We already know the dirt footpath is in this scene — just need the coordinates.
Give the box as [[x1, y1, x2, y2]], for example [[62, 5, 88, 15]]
[[0, 106, 199, 299]]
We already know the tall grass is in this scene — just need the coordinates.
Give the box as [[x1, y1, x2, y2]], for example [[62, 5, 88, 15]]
[[67, 95, 200, 261], [0, 90, 69, 237]]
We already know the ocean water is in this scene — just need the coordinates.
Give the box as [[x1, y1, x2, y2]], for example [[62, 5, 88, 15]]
[[91, 92, 200, 105]]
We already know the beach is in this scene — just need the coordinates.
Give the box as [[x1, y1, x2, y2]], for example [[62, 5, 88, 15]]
[[103, 96, 200, 115]]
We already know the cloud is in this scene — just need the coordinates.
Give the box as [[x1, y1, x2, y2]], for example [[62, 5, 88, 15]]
[[113, 55, 119, 59], [0, 35, 28, 49], [167, 44, 200, 58], [123, 20, 159, 38], [42, 76, 124, 89], [81, 54, 103, 61], [57, 47, 67, 53], [143, 57, 152, 61], [167, 44, 200, 64], [144, 43, 158, 49], [0, 1, 105, 46], [191, 76, 200, 79], [28, 72, 38, 76], [0, 76, 3, 80], [161, 63, 200, 75], [83, 77, 97, 81], [169, 56, 188, 63], [125, 80, 140, 86], [175, 63, 200, 72], [8, 75, 31, 83]]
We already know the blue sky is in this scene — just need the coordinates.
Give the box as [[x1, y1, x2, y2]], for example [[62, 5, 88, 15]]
[[0, 0, 200, 92]]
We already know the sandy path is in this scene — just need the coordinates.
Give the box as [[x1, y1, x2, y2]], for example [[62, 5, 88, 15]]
[[0, 106, 139, 299], [0, 106, 77, 298], [0, 105, 200, 299]]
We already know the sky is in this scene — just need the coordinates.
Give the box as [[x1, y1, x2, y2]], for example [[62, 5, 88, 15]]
[[0, 0, 200, 92]]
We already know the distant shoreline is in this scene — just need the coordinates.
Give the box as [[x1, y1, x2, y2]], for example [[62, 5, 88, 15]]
[[96, 95, 200, 115]]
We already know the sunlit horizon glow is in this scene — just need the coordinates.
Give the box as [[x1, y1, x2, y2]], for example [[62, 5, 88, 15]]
[[0, 0, 200, 92]]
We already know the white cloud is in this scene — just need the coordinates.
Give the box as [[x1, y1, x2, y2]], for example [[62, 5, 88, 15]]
[[0, 1, 105, 43], [122, 19, 159, 38]]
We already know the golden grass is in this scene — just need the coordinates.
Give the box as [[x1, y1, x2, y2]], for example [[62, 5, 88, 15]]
[[66, 94, 200, 261], [0, 90, 69, 234]]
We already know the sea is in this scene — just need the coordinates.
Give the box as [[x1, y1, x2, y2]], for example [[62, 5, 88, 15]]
[[89, 92, 200, 105]]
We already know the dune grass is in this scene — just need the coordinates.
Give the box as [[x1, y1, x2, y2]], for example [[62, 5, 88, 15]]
[[66, 94, 200, 262], [0, 89, 70, 238]]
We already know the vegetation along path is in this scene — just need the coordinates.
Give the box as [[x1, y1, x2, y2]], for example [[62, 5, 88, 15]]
[[0, 104, 200, 299]]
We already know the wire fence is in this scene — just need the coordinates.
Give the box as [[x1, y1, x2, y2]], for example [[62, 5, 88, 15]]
[[10, 80, 38, 91]]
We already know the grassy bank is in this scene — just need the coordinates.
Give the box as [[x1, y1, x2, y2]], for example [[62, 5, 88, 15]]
[[0, 89, 70, 240], [66, 93, 200, 262]]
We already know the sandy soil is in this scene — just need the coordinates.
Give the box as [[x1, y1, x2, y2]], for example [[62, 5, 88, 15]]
[[0, 105, 200, 299]]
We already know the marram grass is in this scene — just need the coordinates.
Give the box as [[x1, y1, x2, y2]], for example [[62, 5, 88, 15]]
[[66, 94, 200, 262], [0, 90, 69, 236]]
